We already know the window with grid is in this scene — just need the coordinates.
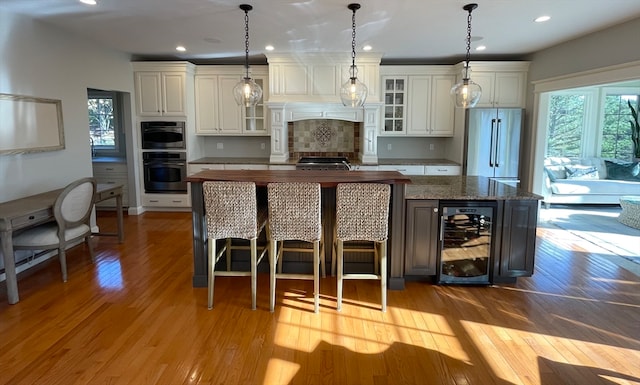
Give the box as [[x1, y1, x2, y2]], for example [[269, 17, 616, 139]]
[[601, 94, 639, 160], [88, 89, 125, 156]]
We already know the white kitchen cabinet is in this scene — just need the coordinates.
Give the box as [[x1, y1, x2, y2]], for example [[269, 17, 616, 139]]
[[195, 66, 269, 136], [133, 62, 195, 117], [380, 66, 456, 137], [424, 165, 460, 175], [457, 61, 530, 108], [92, 162, 129, 208]]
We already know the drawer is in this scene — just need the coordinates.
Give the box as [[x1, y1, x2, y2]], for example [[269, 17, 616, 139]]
[[93, 163, 127, 175], [143, 194, 190, 208], [224, 164, 269, 170], [188, 164, 224, 175], [378, 164, 424, 175], [424, 165, 460, 176], [352, 165, 378, 171], [11, 208, 53, 229], [269, 165, 296, 170]]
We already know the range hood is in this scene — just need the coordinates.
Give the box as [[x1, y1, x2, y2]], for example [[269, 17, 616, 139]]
[[264, 53, 383, 163]]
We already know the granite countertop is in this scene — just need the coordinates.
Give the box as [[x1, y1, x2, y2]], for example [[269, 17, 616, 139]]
[[189, 157, 459, 166], [406, 176, 543, 200]]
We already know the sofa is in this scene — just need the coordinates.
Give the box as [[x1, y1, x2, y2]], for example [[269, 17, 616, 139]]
[[542, 157, 640, 207]]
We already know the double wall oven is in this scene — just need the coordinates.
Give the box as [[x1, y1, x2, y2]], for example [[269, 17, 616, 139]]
[[141, 121, 187, 194]]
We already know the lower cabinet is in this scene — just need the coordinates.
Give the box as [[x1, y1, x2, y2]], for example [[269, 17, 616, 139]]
[[92, 162, 129, 208], [493, 200, 538, 281], [142, 194, 190, 208], [403, 198, 537, 282], [404, 200, 439, 276]]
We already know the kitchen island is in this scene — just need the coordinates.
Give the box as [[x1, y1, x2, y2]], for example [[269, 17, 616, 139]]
[[186, 169, 412, 288], [186, 171, 542, 289]]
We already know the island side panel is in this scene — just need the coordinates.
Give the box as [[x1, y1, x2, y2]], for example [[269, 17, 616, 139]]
[[388, 183, 406, 290], [190, 181, 207, 287]]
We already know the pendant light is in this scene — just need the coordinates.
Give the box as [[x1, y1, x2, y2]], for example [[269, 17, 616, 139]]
[[233, 4, 263, 108], [450, 3, 482, 108], [340, 3, 367, 108]]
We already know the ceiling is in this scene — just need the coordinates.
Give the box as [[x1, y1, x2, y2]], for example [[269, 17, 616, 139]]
[[3, 0, 640, 64]]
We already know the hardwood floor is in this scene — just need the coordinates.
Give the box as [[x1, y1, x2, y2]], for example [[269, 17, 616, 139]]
[[1, 211, 639, 385]]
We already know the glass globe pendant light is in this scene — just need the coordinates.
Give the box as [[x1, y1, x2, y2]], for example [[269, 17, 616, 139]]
[[451, 3, 482, 108], [340, 3, 367, 108], [233, 4, 263, 108]]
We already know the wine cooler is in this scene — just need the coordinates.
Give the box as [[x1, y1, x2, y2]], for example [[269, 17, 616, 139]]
[[438, 203, 496, 284]]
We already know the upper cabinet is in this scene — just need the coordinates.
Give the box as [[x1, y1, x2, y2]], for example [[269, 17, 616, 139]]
[[133, 62, 195, 117], [380, 66, 456, 137], [456, 61, 530, 108], [194, 66, 269, 136], [265, 52, 382, 104]]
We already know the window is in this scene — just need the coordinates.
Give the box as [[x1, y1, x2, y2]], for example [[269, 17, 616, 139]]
[[88, 89, 125, 157], [545, 93, 587, 158], [601, 93, 639, 160]]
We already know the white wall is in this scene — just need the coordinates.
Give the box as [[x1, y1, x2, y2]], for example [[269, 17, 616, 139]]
[[0, 10, 135, 203]]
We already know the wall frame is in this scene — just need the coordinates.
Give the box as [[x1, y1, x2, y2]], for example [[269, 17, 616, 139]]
[[0, 93, 65, 155]]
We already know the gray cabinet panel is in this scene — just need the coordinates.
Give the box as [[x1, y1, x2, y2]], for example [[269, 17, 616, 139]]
[[404, 200, 439, 276]]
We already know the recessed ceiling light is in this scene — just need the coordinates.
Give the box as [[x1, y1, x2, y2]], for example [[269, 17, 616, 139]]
[[476, 45, 486, 51], [79, 0, 97, 5], [176, 46, 186, 52], [265, 45, 274, 51], [363, 45, 372, 51], [535, 15, 551, 23]]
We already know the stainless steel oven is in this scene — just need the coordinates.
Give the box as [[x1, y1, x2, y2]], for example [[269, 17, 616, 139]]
[[143, 152, 188, 193], [141, 121, 186, 149]]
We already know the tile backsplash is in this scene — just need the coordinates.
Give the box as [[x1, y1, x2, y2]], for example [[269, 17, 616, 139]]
[[289, 119, 360, 159]]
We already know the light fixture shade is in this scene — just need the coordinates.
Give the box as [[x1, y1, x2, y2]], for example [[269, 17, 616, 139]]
[[451, 78, 482, 108], [233, 77, 263, 108], [340, 66, 368, 107]]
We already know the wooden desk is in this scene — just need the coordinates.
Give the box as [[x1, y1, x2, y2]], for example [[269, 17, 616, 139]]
[[186, 170, 411, 289], [0, 183, 123, 304]]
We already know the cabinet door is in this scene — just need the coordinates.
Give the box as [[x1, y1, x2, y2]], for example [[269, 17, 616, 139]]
[[406, 76, 431, 136], [381, 76, 407, 135], [217, 76, 243, 134], [195, 76, 220, 134], [161, 72, 186, 116], [242, 77, 269, 135], [429, 75, 455, 136], [135, 72, 162, 116], [469, 72, 495, 108], [405, 200, 439, 276], [495, 200, 537, 278], [493, 72, 526, 108]]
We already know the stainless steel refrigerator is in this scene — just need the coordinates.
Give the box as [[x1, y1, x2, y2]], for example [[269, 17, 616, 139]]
[[463, 108, 523, 183]]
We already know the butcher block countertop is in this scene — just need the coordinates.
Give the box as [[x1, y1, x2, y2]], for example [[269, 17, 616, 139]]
[[186, 169, 412, 187]]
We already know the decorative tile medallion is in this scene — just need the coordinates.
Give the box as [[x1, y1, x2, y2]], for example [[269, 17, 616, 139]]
[[313, 121, 335, 147]]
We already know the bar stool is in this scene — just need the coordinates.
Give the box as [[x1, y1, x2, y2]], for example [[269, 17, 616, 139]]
[[267, 182, 323, 313], [203, 181, 268, 310], [334, 183, 390, 312]]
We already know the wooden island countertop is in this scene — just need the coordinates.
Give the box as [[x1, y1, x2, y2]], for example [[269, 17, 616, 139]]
[[186, 169, 412, 187]]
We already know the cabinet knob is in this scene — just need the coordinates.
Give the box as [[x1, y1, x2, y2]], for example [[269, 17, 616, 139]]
[[433, 208, 438, 213]]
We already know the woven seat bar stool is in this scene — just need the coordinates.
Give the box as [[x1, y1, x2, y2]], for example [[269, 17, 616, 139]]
[[267, 182, 323, 313], [203, 181, 268, 310], [334, 183, 391, 312]]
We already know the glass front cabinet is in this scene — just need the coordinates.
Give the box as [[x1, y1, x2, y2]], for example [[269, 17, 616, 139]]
[[382, 76, 407, 135]]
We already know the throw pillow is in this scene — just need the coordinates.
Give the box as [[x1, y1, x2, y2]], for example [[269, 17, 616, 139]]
[[544, 165, 566, 181], [604, 160, 640, 181], [564, 165, 599, 180]]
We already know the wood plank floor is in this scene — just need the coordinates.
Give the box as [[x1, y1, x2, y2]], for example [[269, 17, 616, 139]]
[[1, 210, 639, 385]]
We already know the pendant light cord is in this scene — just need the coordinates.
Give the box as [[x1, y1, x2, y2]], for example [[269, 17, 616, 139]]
[[463, 4, 476, 80], [243, 8, 250, 80], [348, 3, 360, 79]]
